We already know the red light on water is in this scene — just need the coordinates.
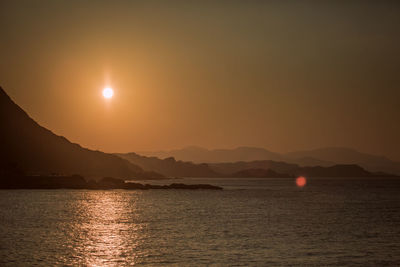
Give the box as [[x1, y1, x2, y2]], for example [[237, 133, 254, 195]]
[[296, 176, 307, 187]]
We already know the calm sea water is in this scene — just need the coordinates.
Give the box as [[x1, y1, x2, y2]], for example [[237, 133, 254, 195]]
[[1, 177, 400, 266]]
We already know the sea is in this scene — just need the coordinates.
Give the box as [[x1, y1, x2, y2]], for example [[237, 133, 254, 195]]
[[1, 177, 400, 266]]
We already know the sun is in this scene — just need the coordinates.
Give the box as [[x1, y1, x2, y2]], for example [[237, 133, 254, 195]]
[[102, 87, 114, 99]]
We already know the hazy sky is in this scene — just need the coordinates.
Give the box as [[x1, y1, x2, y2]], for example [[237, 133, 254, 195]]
[[1, 1, 399, 160]]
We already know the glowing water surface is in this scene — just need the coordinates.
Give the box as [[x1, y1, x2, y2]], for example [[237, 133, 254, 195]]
[[1, 177, 400, 266]]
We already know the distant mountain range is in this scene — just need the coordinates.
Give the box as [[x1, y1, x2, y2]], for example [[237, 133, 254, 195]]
[[286, 147, 400, 175], [116, 152, 218, 177], [140, 146, 285, 164], [1, 86, 398, 181], [209, 161, 378, 178], [0, 87, 161, 179], [141, 146, 400, 175], [117, 154, 395, 178]]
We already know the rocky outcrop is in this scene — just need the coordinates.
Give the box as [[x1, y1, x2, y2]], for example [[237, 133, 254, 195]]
[[0, 174, 222, 190]]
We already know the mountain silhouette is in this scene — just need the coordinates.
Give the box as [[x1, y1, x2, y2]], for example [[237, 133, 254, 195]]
[[285, 147, 400, 175], [143, 146, 400, 175], [116, 152, 218, 177], [141, 146, 284, 163], [1, 85, 396, 180], [117, 152, 395, 178], [209, 161, 393, 178], [0, 87, 161, 179], [209, 160, 299, 175]]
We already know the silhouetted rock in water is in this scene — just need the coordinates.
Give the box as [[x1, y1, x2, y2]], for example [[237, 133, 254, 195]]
[[0, 86, 163, 179], [116, 152, 219, 177], [230, 168, 292, 178], [167, 183, 222, 190], [0, 174, 222, 190], [125, 182, 149, 190], [124, 181, 222, 190], [96, 177, 126, 189]]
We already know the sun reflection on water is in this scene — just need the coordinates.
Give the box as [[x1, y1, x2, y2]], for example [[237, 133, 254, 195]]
[[70, 191, 145, 266]]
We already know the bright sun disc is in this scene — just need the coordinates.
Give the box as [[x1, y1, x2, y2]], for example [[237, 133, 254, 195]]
[[103, 87, 114, 99]]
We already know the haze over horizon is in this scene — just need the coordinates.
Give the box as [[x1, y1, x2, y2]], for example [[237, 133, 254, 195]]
[[1, 1, 399, 160]]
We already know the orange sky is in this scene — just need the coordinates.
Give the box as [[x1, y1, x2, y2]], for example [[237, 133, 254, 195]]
[[1, 1, 399, 160]]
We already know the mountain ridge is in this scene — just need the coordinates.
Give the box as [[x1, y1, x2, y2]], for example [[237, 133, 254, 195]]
[[1, 85, 397, 180], [116, 152, 218, 177], [0, 86, 161, 179], [116, 153, 396, 178], [141, 146, 400, 175]]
